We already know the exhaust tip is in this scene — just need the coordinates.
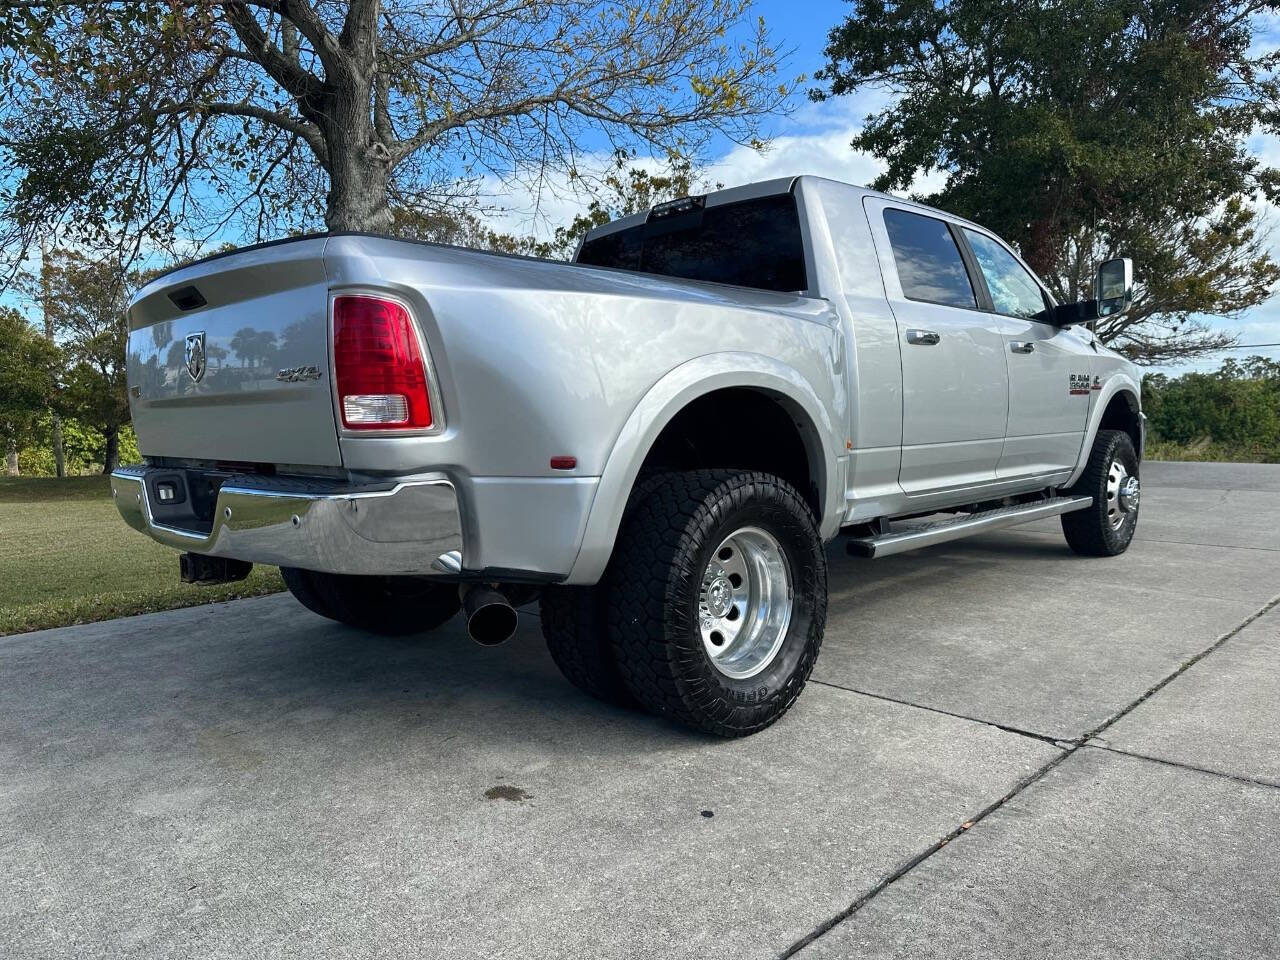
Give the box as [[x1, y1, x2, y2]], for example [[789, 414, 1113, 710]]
[[463, 587, 518, 646]]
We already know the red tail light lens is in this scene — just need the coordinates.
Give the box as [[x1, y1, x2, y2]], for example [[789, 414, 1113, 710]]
[[333, 295, 433, 430]]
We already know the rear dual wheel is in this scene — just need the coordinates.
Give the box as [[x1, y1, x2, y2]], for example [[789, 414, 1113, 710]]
[[540, 470, 827, 737], [280, 567, 461, 635]]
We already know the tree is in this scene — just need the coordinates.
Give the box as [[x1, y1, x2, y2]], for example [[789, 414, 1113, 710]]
[[0, 307, 61, 475], [39, 239, 66, 477], [42, 251, 132, 473], [0, 0, 790, 273], [815, 0, 1280, 364], [509, 152, 719, 260], [387, 151, 715, 258], [1143, 356, 1280, 458]]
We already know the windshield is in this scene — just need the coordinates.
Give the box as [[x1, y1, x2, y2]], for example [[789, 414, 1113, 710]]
[[576, 193, 808, 294]]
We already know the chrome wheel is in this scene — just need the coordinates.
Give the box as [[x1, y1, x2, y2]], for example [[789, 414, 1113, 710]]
[[1106, 459, 1140, 530], [697, 526, 793, 679]]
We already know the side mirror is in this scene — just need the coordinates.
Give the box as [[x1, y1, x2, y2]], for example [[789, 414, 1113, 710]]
[[1096, 258, 1133, 317]]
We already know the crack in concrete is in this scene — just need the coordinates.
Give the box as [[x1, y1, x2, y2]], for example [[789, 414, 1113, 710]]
[[1087, 744, 1280, 792], [780, 592, 1280, 959], [1130, 536, 1280, 553], [810, 679, 1066, 748]]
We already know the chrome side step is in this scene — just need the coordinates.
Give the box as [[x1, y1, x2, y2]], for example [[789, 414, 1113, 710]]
[[845, 496, 1093, 559]]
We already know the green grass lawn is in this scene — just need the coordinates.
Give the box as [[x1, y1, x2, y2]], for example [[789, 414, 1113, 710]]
[[0, 476, 283, 636]]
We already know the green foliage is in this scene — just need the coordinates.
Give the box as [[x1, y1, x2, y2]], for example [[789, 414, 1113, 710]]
[[18, 417, 139, 476], [0, 305, 61, 454], [1143, 357, 1280, 462], [40, 250, 134, 472], [816, 0, 1280, 364]]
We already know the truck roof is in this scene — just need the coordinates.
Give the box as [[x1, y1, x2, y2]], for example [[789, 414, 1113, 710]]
[[579, 174, 986, 246]]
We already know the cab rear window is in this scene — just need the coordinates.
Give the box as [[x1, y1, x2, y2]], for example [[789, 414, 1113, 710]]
[[577, 194, 808, 294]]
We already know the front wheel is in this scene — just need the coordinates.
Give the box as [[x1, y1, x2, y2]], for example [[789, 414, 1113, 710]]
[[1061, 429, 1141, 556], [280, 567, 461, 635], [606, 470, 827, 738]]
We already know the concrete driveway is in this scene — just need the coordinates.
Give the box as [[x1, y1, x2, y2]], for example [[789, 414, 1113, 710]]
[[3, 461, 1278, 959]]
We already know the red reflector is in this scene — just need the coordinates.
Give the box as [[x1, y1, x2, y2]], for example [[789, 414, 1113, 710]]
[[333, 295, 432, 430], [550, 456, 577, 470]]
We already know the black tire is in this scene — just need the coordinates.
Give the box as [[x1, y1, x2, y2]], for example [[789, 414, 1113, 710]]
[[279, 567, 461, 635], [1060, 429, 1140, 556], [539, 585, 635, 706], [606, 470, 827, 738]]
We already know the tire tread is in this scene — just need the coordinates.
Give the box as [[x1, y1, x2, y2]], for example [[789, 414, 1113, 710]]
[[1061, 429, 1138, 556], [606, 469, 826, 737]]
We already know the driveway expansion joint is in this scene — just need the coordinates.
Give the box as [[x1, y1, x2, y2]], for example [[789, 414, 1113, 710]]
[[782, 591, 1280, 959], [1086, 743, 1280, 792], [1080, 593, 1280, 738], [809, 679, 1065, 747]]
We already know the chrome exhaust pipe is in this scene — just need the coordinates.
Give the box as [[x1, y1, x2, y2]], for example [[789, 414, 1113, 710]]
[[462, 586, 518, 646]]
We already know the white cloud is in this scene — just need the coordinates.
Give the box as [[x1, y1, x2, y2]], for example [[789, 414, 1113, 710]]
[[473, 90, 939, 239]]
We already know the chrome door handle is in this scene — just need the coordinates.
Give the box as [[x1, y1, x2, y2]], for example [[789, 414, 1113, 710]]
[[1010, 341, 1035, 354], [906, 329, 940, 346]]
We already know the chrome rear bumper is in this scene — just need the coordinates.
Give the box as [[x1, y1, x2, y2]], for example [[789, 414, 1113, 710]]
[[110, 466, 464, 576]]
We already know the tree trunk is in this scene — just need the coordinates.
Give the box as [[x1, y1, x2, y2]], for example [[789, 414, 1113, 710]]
[[40, 242, 65, 478], [1024, 214, 1057, 279], [52, 413, 65, 478], [318, 63, 393, 233], [101, 426, 119, 475], [324, 141, 393, 233], [5, 442, 18, 477]]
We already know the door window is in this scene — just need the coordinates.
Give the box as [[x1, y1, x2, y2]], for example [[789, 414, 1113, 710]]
[[882, 209, 977, 309], [962, 229, 1051, 320]]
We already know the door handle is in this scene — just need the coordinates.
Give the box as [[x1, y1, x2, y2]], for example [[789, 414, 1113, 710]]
[[1010, 341, 1035, 354], [906, 329, 940, 346]]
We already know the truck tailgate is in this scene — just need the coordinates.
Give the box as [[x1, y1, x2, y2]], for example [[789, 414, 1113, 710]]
[[126, 237, 342, 467]]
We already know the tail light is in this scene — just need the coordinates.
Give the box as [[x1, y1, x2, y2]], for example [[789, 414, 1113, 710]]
[[333, 295, 433, 430]]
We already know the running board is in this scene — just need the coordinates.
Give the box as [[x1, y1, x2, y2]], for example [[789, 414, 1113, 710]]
[[845, 496, 1093, 559]]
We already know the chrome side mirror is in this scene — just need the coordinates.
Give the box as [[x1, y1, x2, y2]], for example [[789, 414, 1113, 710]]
[[1096, 258, 1133, 317]]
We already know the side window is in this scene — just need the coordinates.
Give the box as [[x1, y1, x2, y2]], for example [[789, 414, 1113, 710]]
[[882, 209, 977, 309], [962, 229, 1051, 320]]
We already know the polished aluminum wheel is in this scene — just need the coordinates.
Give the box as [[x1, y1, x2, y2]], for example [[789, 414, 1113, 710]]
[[1106, 459, 1140, 530], [697, 526, 793, 679]]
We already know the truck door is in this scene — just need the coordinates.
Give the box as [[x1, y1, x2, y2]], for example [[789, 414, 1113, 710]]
[[958, 227, 1091, 480], [864, 199, 1010, 496]]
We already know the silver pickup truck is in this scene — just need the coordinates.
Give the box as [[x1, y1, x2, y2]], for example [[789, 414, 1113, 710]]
[[112, 175, 1144, 737]]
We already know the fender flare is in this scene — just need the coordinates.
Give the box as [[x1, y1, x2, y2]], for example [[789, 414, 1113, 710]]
[[1065, 373, 1143, 487], [564, 352, 842, 584]]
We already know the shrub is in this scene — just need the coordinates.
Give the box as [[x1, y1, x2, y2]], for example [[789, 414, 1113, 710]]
[[1143, 357, 1280, 462], [18, 418, 140, 476]]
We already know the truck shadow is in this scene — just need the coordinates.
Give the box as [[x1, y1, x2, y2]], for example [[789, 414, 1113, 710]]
[[166, 600, 726, 759], [174, 531, 1079, 759]]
